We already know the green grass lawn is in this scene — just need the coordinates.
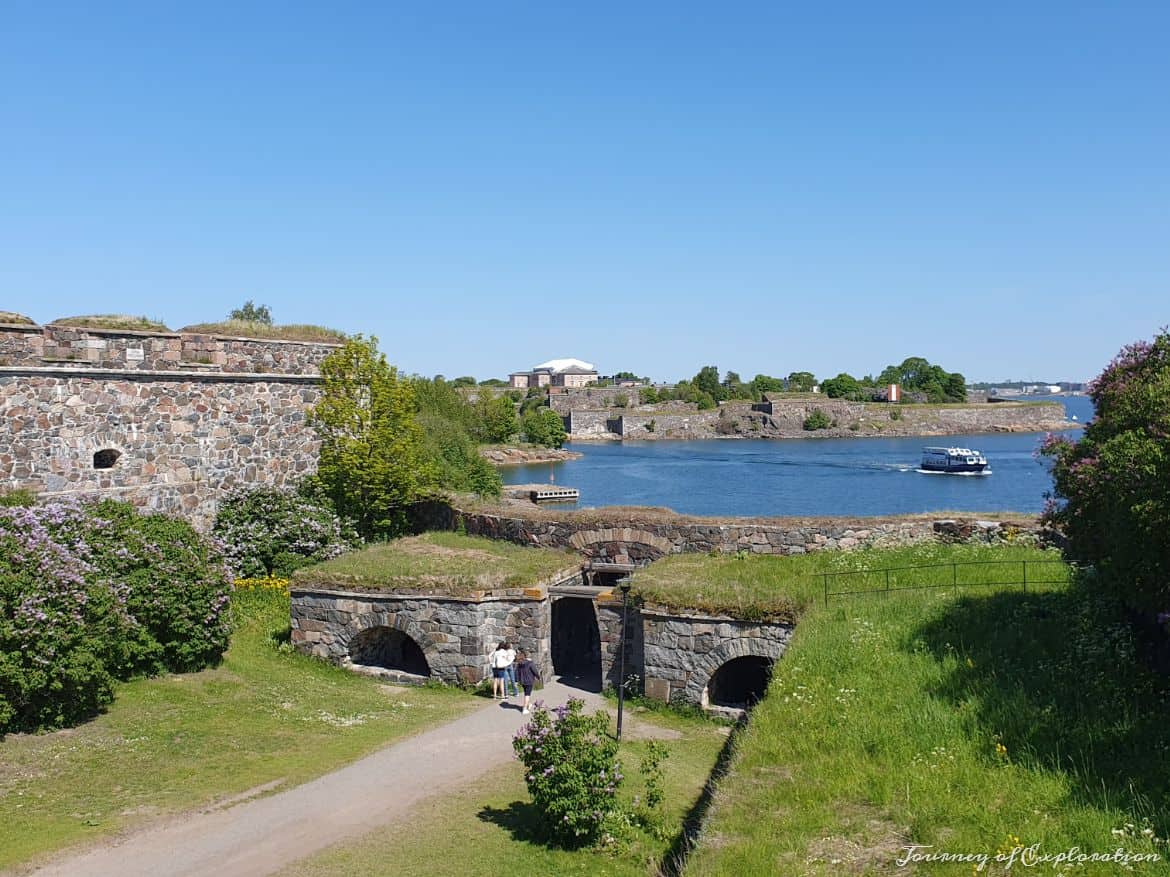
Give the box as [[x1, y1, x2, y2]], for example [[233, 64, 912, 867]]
[[278, 707, 731, 877], [292, 531, 580, 594], [631, 542, 1067, 621], [684, 563, 1170, 875], [0, 589, 476, 871]]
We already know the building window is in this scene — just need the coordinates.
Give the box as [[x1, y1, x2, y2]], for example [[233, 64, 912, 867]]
[[93, 449, 121, 469]]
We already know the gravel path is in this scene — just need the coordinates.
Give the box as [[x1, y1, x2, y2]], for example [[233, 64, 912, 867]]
[[28, 680, 611, 877]]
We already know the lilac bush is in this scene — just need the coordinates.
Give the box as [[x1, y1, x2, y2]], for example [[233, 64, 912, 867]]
[[512, 698, 625, 846], [212, 486, 358, 578], [0, 499, 231, 733], [1040, 329, 1170, 615]]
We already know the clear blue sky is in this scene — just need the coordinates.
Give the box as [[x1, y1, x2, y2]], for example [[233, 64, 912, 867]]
[[2, 2, 1167, 383]]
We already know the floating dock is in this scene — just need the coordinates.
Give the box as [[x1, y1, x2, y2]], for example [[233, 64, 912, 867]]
[[530, 486, 580, 503]]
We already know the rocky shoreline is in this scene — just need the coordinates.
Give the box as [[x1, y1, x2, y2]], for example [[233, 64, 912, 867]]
[[480, 446, 583, 465], [562, 399, 1077, 442]]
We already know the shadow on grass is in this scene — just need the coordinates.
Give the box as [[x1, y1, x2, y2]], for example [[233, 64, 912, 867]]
[[269, 625, 291, 648], [915, 579, 1170, 817], [658, 717, 747, 877], [477, 800, 566, 847]]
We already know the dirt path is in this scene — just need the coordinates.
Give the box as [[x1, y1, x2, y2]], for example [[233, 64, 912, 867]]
[[25, 681, 625, 877]]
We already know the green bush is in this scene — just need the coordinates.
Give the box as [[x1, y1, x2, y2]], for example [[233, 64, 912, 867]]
[[1042, 330, 1170, 616], [83, 500, 232, 675], [523, 408, 568, 448], [803, 408, 832, 430], [211, 486, 358, 579], [1, 499, 231, 733], [513, 698, 624, 846]]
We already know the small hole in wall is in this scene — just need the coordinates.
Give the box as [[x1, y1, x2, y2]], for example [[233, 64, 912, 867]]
[[93, 449, 121, 469]]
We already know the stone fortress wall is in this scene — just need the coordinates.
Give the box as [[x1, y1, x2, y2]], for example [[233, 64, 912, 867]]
[[548, 387, 1072, 441], [0, 320, 339, 528]]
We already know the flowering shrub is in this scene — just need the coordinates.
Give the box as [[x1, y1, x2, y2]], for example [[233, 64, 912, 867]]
[[1040, 330, 1170, 616], [0, 499, 232, 733], [0, 501, 130, 731], [212, 486, 358, 578], [83, 500, 232, 674], [512, 698, 624, 846]]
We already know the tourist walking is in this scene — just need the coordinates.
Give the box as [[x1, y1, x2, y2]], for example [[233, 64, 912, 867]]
[[514, 650, 541, 714], [488, 642, 510, 698], [502, 641, 518, 697]]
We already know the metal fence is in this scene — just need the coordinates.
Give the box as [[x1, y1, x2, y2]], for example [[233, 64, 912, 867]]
[[822, 559, 1073, 606]]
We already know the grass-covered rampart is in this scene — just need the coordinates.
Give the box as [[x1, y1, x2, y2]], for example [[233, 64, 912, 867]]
[[682, 553, 1170, 875], [291, 531, 580, 595], [629, 543, 1066, 622]]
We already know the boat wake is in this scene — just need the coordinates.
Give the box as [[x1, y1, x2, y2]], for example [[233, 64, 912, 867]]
[[916, 468, 993, 476]]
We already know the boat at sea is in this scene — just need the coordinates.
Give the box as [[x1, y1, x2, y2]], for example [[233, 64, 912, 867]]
[[919, 446, 990, 475]]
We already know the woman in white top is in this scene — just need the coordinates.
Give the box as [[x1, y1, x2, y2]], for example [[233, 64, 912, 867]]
[[489, 642, 510, 698]]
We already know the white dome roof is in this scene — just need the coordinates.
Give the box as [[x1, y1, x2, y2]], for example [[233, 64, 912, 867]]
[[533, 358, 595, 373]]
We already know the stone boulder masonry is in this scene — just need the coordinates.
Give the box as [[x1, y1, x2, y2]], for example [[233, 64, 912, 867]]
[[0, 321, 339, 528], [289, 534, 800, 711]]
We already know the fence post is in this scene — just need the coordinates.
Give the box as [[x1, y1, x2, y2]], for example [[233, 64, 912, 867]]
[[1022, 560, 1027, 593], [824, 573, 829, 607], [952, 562, 957, 590], [885, 568, 890, 598]]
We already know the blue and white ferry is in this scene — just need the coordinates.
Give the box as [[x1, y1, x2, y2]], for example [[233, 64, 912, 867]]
[[920, 447, 989, 474]]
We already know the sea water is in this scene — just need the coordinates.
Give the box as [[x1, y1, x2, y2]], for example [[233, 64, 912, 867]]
[[501, 395, 1093, 517]]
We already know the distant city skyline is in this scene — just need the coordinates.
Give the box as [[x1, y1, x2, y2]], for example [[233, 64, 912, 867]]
[[3, 3, 1167, 384]]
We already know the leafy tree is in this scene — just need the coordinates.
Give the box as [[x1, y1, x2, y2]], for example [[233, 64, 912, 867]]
[[786, 371, 817, 392], [416, 412, 502, 497], [693, 365, 725, 401], [523, 408, 567, 448], [751, 374, 786, 395], [451, 375, 477, 387], [1041, 330, 1170, 616], [641, 386, 660, 404], [821, 373, 861, 399], [479, 378, 508, 387], [612, 371, 646, 382], [310, 337, 436, 539], [411, 376, 502, 496], [723, 371, 752, 400], [228, 300, 272, 324], [475, 394, 519, 443], [519, 394, 547, 416], [876, 357, 966, 403]]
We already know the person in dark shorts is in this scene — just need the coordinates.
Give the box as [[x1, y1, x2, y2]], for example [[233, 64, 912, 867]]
[[489, 642, 509, 698], [514, 650, 542, 714]]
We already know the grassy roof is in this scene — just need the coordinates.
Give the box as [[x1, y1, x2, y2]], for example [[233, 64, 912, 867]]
[[292, 531, 580, 595], [52, 314, 171, 332], [179, 319, 346, 343], [0, 311, 36, 326], [629, 543, 1067, 622], [457, 493, 1035, 527]]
